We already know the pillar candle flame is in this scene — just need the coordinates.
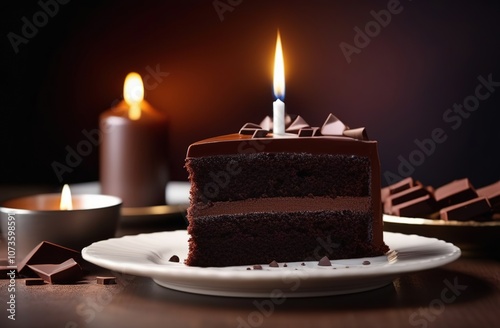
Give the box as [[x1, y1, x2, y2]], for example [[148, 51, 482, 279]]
[[123, 72, 144, 120]]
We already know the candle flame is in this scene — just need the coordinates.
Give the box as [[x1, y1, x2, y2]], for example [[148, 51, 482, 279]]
[[60, 184, 73, 210], [273, 30, 285, 100], [123, 72, 144, 120]]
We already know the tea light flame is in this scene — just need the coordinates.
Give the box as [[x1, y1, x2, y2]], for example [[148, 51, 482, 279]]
[[60, 184, 73, 211], [123, 72, 144, 120]]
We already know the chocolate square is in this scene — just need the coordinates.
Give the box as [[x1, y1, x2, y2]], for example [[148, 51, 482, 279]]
[[439, 197, 492, 221]]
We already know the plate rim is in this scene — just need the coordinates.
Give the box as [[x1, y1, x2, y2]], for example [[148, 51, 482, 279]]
[[383, 213, 500, 227]]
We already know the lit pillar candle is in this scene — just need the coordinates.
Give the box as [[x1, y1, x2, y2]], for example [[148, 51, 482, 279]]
[[273, 31, 286, 136], [100, 72, 169, 207]]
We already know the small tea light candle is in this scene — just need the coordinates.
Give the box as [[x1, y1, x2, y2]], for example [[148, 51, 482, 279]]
[[0, 185, 121, 259]]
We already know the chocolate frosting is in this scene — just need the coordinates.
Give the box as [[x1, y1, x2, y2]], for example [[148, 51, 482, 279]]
[[241, 113, 369, 141]]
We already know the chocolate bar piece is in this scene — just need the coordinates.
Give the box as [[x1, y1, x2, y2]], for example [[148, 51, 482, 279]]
[[390, 194, 437, 217], [433, 178, 478, 208], [383, 185, 429, 214], [18, 241, 83, 277], [28, 258, 83, 284], [439, 197, 491, 221], [476, 180, 500, 210], [388, 177, 416, 195]]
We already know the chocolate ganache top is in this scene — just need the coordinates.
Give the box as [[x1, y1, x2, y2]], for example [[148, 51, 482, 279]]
[[186, 114, 377, 158]]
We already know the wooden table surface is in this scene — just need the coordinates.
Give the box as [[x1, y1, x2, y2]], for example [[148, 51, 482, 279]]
[[1, 186, 499, 328]]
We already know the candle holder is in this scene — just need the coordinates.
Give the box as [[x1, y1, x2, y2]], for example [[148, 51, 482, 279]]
[[0, 193, 121, 260]]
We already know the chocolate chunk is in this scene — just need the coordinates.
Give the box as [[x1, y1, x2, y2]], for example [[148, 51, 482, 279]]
[[283, 263, 288, 267], [318, 256, 331, 266], [343, 127, 369, 141], [17, 241, 83, 277], [25, 278, 46, 286], [440, 197, 492, 221], [384, 186, 430, 214], [169, 255, 180, 263], [300, 262, 305, 266], [252, 265, 263, 270], [269, 260, 279, 268], [246, 267, 251, 270], [28, 258, 83, 284], [391, 194, 437, 217], [476, 180, 500, 210], [362, 261, 371, 265], [96, 276, 117, 285], [320, 114, 347, 136], [433, 178, 478, 208]]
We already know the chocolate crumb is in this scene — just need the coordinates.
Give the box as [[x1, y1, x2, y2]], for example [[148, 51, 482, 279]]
[[169, 255, 180, 263], [301, 263, 305, 266], [345, 266, 350, 268], [246, 268, 251, 270], [362, 260, 371, 265], [318, 256, 332, 266], [284, 263, 288, 267], [269, 260, 279, 268], [96, 276, 117, 285], [253, 265, 263, 270], [25, 278, 45, 286]]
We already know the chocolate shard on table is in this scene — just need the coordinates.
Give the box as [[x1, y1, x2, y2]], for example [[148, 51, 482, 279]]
[[433, 178, 478, 208], [96, 276, 117, 285], [25, 278, 46, 286], [17, 241, 84, 277], [476, 180, 500, 211], [28, 258, 83, 284], [439, 197, 492, 221]]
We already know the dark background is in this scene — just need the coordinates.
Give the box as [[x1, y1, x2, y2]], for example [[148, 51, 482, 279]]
[[1, 0, 499, 189]]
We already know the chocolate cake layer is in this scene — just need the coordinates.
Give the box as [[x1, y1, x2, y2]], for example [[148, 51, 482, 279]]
[[186, 210, 384, 267], [186, 152, 371, 203], [190, 196, 371, 217]]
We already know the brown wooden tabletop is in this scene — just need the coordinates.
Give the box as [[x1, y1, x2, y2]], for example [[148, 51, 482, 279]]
[[1, 186, 499, 328]]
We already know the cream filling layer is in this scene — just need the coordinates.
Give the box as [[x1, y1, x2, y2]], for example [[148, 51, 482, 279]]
[[192, 196, 371, 217]]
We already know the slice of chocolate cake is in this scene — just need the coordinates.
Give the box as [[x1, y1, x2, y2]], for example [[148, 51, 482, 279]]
[[185, 114, 389, 267]]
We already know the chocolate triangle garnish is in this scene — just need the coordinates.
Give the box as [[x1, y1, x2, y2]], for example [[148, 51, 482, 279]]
[[320, 114, 347, 136], [343, 127, 369, 140], [286, 115, 310, 133], [259, 116, 273, 131]]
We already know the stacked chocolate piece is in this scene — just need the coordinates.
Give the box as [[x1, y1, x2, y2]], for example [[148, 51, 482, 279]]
[[382, 178, 500, 221]]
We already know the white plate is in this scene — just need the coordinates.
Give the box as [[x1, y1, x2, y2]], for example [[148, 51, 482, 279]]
[[82, 231, 460, 298]]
